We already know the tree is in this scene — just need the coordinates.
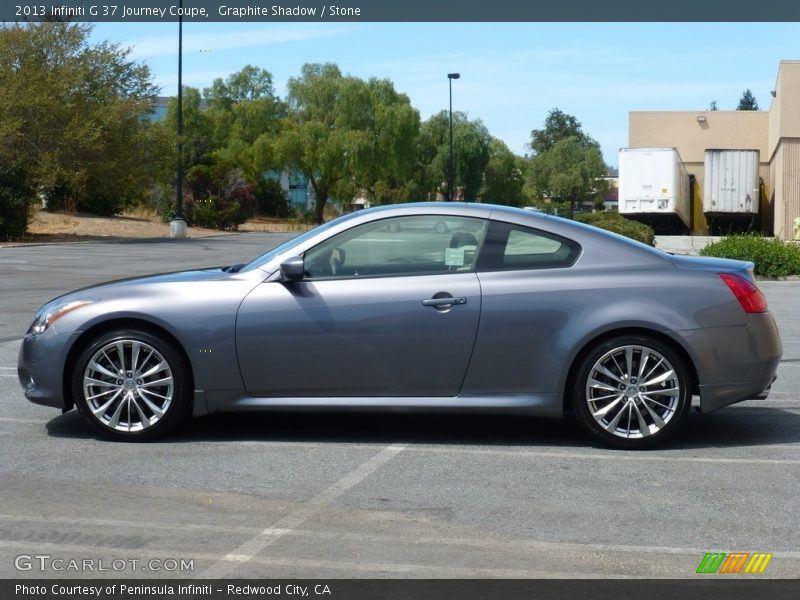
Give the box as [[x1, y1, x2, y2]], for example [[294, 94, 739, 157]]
[[528, 109, 608, 216], [415, 111, 492, 202], [160, 86, 215, 169], [204, 65, 277, 108], [0, 164, 34, 240], [276, 63, 419, 223], [529, 108, 596, 155], [478, 139, 524, 206], [737, 89, 759, 111], [0, 22, 161, 215], [709, 100, 718, 111]]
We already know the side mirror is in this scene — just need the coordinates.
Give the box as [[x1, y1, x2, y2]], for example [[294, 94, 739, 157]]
[[279, 256, 305, 282]]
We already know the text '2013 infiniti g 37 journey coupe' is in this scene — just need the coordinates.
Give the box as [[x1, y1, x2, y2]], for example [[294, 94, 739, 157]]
[[18, 204, 781, 448]]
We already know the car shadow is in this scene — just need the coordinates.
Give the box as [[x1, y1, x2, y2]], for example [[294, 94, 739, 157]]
[[44, 405, 800, 450]]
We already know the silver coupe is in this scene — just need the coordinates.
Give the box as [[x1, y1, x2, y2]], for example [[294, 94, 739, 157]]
[[18, 203, 782, 448]]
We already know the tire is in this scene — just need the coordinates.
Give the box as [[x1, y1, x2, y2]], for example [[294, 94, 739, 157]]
[[72, 329, 191, 441], [572, 335, 691, 450]]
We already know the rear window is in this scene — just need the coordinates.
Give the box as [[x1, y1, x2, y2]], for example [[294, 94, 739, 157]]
[[477, 221, 580, 271]]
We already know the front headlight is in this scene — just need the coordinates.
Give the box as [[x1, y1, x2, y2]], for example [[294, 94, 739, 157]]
[[29, 300, 94, 335]]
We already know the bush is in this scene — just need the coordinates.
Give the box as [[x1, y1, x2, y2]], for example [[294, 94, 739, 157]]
[[575, 211, 655, 247], [700, 234, 800, 278], [0, 165, 33, 240], [255, 177, 290, 218], [183, 166, 254, 231], [44, 181, 129, 216]]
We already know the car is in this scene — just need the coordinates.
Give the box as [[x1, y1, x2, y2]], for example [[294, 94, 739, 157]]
[[18, 203, 781, 448]]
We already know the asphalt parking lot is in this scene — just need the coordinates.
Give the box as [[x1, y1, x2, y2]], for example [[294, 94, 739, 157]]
[[1, 234, 799, 578]]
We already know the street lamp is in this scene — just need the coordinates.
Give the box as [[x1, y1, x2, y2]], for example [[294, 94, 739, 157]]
[[447, 73, 460, 202], [170, 0, 187, 238]]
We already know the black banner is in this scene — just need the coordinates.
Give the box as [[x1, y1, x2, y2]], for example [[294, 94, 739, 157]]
[[4, 0, 800, 23], [4, 579, 800, 600]]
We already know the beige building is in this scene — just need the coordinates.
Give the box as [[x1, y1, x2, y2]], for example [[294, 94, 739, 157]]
[[628, 60, 800, 239]]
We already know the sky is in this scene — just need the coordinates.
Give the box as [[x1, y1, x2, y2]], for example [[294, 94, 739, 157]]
[[90, 22, 799, 168]]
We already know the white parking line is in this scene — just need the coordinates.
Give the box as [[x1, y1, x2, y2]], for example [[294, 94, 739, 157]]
[[200, 443, 406, 578], [402, 446, 800, 465], [3, 512, 800, 561], [196, 441, 800, 466], [0, 417, 48, 424]]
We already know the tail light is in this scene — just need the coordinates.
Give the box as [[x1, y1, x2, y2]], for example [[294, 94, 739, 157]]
[[718, 273, 768, 313]]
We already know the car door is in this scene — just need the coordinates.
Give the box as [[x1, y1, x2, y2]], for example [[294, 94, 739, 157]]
[[236, 215, 488, 398], [461, 219, 582, 397]]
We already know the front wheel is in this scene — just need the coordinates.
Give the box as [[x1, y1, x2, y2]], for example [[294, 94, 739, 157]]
[[572, 336, 691, 449], [72, 329, 191, 441]]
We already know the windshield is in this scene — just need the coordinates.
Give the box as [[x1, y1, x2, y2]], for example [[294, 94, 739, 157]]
[[238, 213, 353, 273]]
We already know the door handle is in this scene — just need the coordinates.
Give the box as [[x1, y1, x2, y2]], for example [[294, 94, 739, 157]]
[[422, 297, 467, 307]]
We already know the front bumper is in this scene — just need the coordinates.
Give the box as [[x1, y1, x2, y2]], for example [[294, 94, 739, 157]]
[[17, 329, 81, 410]]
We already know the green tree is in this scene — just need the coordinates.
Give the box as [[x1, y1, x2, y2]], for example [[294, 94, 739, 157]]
[[204, 65, 286, 178], [0, 164, 34, 240], [415, 111, 491, 202], [204, 65, 277, 108], [276, 63, 419, 223], [478, 139, 524, 206], [736, 89, 759, 111], [530, 108, 596, 155], [528, 109, 608, 216], [0, 22, 161, 216], [160, 86, 215, 169]]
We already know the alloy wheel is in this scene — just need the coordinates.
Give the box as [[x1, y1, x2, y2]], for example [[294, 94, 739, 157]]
[[82, 339, 174, 432], [585, 345, 681, 439]]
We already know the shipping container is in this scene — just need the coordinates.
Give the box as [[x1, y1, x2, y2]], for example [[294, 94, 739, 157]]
[[618, 148, 691, 231], [703, 149, 760, 215]]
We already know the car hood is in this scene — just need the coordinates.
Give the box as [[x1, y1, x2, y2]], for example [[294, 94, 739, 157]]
[[39, 267, 235, 310]]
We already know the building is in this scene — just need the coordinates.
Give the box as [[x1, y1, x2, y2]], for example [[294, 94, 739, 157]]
[[628, 60, 800, 239]]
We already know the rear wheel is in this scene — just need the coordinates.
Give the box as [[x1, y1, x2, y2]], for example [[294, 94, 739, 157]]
[[72, 329, 191, 441], [572, 335, 691, 449]]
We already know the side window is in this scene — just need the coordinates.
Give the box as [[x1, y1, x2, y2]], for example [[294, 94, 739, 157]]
[[476, 221, 580, 272], [303, 215, 488, 279]]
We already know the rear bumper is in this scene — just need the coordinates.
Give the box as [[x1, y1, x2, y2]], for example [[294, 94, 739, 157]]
[[678, 312, 782, 414], [749, 376, 776, 401]]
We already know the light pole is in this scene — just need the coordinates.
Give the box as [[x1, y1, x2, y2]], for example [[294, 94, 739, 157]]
[[447, 73, 460, 202], [170, 0, 187, 238]]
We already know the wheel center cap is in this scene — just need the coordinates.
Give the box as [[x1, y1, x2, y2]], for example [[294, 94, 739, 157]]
[[626, 385, 639, 397], [124, 379, 137, 391]]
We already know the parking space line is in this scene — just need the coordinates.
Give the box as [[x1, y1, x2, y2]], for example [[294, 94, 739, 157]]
[[4, 512, 799, 561], [399, 446, 800, 465], [0, 417, 48, 424], [200, 443, 406, 578], [196, 441, 800, 466], [0, 513, 262, 535]]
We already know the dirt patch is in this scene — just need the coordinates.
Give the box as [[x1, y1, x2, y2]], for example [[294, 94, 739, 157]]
[[14, 210, 228, 244], [2, 211, 316, 247], [239, 218, 314, 234]]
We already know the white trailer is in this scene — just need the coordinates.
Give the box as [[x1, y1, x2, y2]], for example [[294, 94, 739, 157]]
[[618, 148, 691, 232], [703, 150, 760, 215]]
